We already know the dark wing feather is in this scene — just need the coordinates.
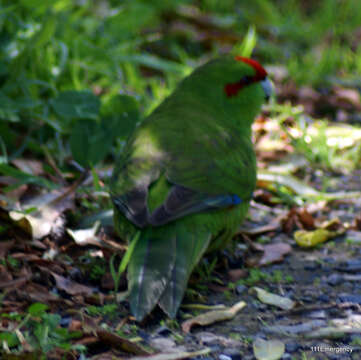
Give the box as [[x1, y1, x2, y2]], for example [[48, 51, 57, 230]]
[[148, 184, 242, 226], [112, 186, 149, 228]]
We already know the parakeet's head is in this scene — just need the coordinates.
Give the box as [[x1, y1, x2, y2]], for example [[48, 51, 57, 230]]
[[178, 55, 272, 128], [223, 56, 272, 101]]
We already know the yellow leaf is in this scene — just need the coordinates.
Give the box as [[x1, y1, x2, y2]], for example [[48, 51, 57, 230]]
[[294, 228, 337, 248]]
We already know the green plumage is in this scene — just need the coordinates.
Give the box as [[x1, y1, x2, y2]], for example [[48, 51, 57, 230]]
[[110, 56, 269, 321]]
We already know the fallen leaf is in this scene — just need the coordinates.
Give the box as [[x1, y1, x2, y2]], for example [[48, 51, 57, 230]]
[[195, 331, 241, 348], [66, 220, 102, 246], [228, 269, 248, 282], [251, 287, 295, 310], [12, 159, 44, 176], [258, 171, 361, 201], [181, 300, 246, 333], [258, 172, 318, 197], [304, 326, 361, 339], [0, 275, 31, 290], [18, 282, 59, 303], [150, 337, 186, 353], [51, 272, 93, 296], [0, 265, 12, 283], [130, 348, 211, 360], [8, 189, 74, 239], [265, 320, 326, 335], [96, 329, 151, 355], [0, 240, 15, 258], [258, 243, 291, 266], [298, 208, 315, 229], [320, 217, 341, 230], [253, 338, 285, 360], [240, 221, 281, 236], [294, 228, 339, 248]]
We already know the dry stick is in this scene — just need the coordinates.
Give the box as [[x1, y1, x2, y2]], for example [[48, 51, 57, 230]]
[[276, 302, 337, 316], [42, 145, 67, 185], [48, 170, 89, 207]]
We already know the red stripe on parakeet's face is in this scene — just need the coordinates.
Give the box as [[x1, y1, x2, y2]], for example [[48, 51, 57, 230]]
[[234, 56, 267, 80], [224, 56, 267, 97]]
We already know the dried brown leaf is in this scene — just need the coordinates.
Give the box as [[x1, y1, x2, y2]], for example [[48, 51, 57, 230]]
[[228, 269, 248, 282], [0, 274, 31, 290], [298, 208, 315, 230], [130, 348, 211, 360], [96, 329, 151, 355], [258, 243, 292, 266], [51, 272, 93, 296], [0, 240, 15, 258], [12, 159, 44, 176], [18, 282, 59, 303], [8, 189, 75, 239]]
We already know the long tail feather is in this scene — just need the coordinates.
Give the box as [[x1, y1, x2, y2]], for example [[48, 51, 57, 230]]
[[158, 225, 211, 318], [128, 229, 177, 321], [127, 225, 211, 321]]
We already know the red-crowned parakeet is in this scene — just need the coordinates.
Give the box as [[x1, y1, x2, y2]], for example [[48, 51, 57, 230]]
[[110, 55, 272, 321]]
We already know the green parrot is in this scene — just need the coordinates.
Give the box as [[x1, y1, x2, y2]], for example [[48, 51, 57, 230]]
[[110, 55, 272, 321]]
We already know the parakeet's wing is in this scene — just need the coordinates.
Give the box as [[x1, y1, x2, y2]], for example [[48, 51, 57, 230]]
[[110, 116, 256, 229]]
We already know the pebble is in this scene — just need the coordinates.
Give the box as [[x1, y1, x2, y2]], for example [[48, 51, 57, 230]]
[[149, 337, 177, 351], [285, 341, 301, 353], [318, 294, 330, 302], [59, 316, 71, 327], [209, 345, 221, 353], [154, 325, 171, 336], [219, 355, 232, 360], [236, 284, 247, 295], [300, 296, 313, 303], [254, 302, 268, 311], [138, 330, 150, 341], [222, 348, 242, 360], [281, 354, 292, 360], [232, 325, 247, 333], [338, 293, 361, 304], [336, 260, 361, 273], [304, 262, 320, 271], [323, 257, 336, 264], [308, 310, 326, 319], [327, 273, 343, 286]]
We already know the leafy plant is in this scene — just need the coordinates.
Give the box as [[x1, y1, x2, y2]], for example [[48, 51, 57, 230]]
[[0, 303, 82, 355]]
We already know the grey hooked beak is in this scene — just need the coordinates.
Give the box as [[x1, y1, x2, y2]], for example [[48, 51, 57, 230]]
[[261, 78, 273, 101]]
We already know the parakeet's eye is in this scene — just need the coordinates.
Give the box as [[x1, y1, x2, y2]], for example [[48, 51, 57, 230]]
[[224, 74, 264, 97], [224, 57, 268, 97], [242, 75, 252, 85]]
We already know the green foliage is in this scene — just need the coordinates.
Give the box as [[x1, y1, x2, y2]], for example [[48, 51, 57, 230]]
[[110, 231, 140, 293], [0, 0, 180, 177], [238, 269, 293, 286], [86, 304, 118, 317], [271, 102, 361, 171], [0, 164, 57, 189], [101, 95, 140, 140], [51, 90, 100, 121], [0, 303, 82, 355], [0, 0, 360, 184]]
